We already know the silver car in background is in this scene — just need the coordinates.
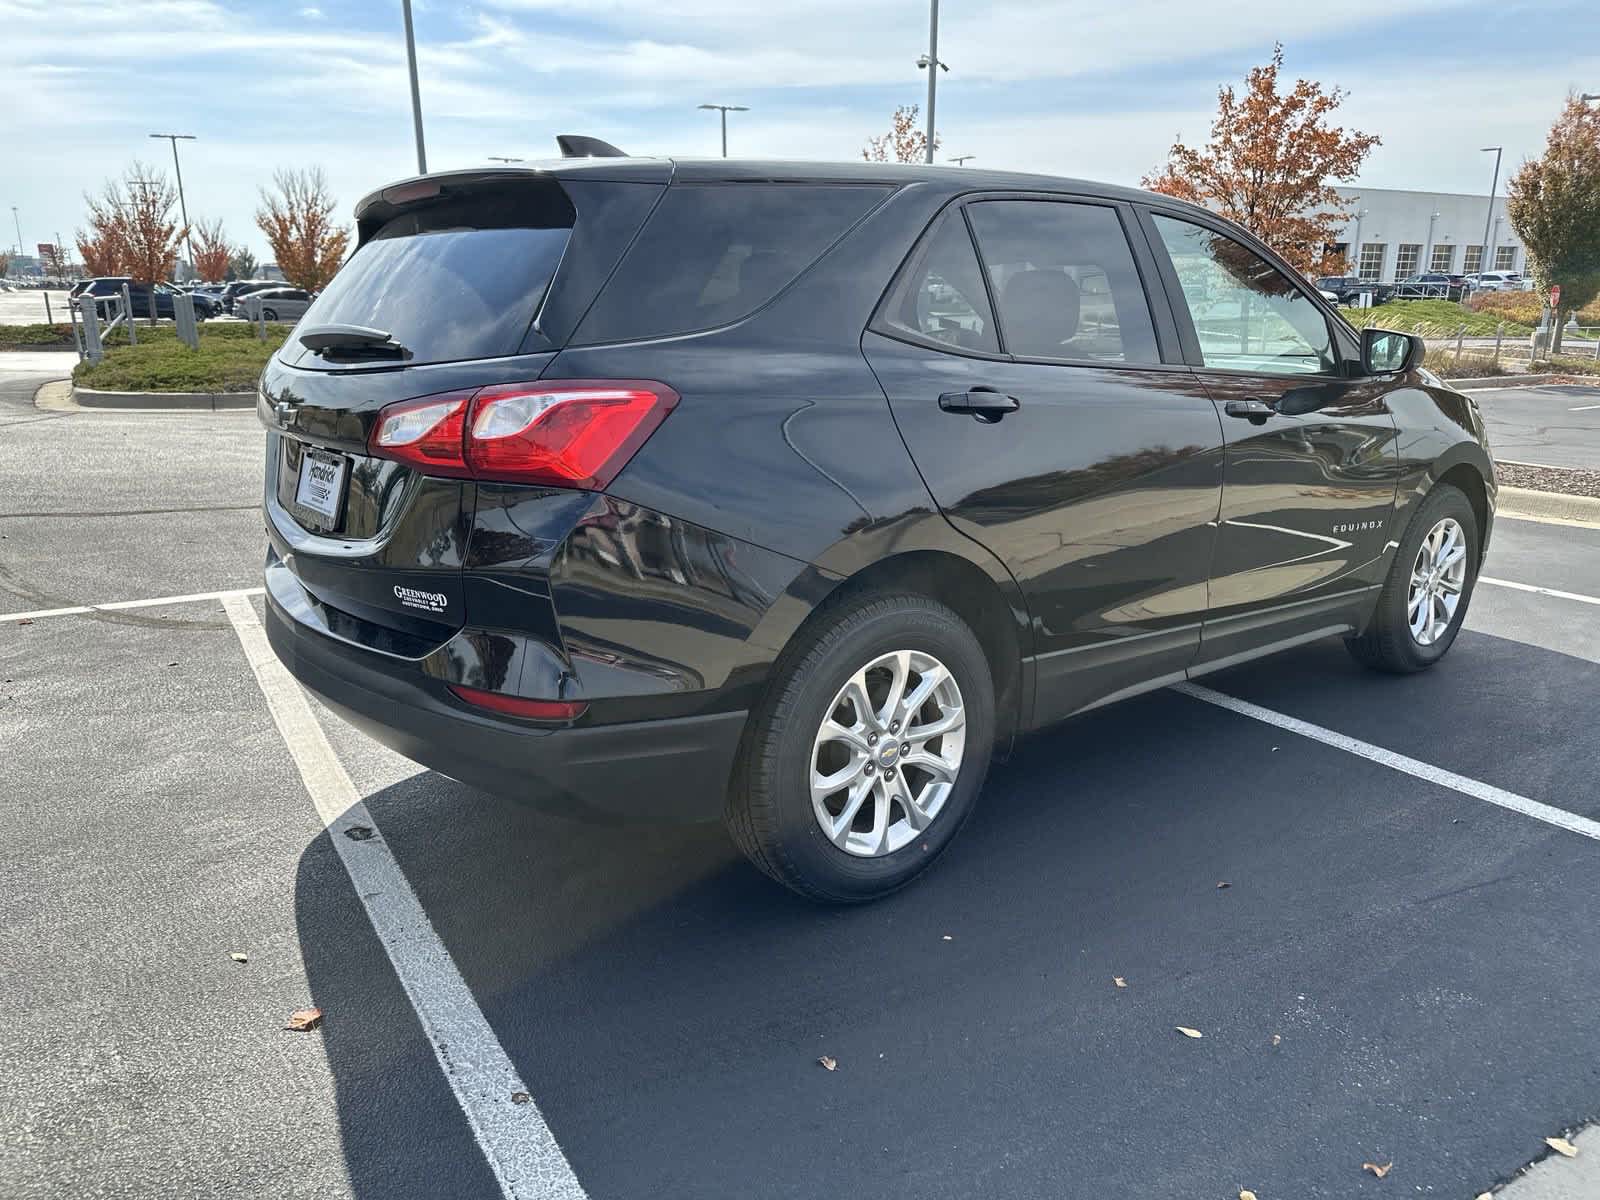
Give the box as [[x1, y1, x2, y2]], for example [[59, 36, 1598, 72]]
[[238, 287, 315, 322]]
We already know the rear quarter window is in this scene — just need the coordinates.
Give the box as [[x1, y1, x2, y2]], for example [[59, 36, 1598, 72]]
[[573, 183, 892, 344]]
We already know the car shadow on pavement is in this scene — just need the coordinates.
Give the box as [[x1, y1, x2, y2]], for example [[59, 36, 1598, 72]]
[[296, 630, 1600, 1200]]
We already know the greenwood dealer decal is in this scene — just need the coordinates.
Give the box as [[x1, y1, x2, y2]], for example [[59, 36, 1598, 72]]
[[393, 585, 449, 614]]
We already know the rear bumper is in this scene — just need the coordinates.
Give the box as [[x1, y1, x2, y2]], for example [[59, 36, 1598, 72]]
[[263, 584, 746, 824]]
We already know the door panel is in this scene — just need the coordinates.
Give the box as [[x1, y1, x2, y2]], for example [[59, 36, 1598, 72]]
[[866, 332, 1224, 722], [1141, 209, 1402, 666]]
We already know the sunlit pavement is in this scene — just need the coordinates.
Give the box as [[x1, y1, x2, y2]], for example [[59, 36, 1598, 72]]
[[4, 365, 1600, 1200]]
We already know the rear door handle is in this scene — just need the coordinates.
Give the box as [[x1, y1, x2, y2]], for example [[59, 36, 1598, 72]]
[[1223, 399, 1277, 421], [938, 388, 1021, 421]]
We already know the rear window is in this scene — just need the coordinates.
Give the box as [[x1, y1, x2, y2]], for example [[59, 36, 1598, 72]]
[[293, 184, 574, 367], [574, 183, 891, 344]]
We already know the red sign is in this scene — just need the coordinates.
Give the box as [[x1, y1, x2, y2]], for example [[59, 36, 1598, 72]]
[[1550, 285, 1562, 308]]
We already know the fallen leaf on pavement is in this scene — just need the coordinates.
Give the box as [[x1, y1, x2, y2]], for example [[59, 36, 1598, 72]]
[[1176, 1026, 1203, 1039], [1271, 1034, 1282, 1046], [1546, 1136, 1578, 1158], [229, 952, 248, 963], [818, 1055, 837, 1071], [286, 1007, 323, 1032], [1113, 976, 1127, 988], [16, 619, 33, 626], [344, 825, 375, 841], [1240, 1191, 1258, 1200], [1216, 881, 1231, 889], [1362, 1161, 1392, 1178], [510, 1092, 531, 1105], [941, 935, 952, 941], [1475, 1193, 1492, 1200]]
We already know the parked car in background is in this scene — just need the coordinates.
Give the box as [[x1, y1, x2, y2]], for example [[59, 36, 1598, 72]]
[[238, 287, 315, 322], [219, 280, 282, 313], [1316, 275, 1392, 306], [1466, 271, 1519, 293], [1394, 273, 1468, 300], [257, 157, 1496, 901], [74, 277, 218, 319]]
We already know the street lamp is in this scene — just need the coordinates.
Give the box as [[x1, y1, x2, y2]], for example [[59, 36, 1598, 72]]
[[1582, 93, 1600, 102], [697, 104, 749, 157], [948, 155, 975, 166], [149, 133, 196, 276], [9, 206, 21, 257], [916, 0, 950, 165], [1478, 146, 1503, 279], [401, 0, 427, 174], [1423, 210, 1441, 275]]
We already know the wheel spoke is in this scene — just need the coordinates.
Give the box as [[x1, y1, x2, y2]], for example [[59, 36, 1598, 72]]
[[898, 789, 933, 832], [876, 651, 912, 726], [811, 755, 865, 800], [826, 775, 873, 845], [897, 662, 948, 721], [901, 747, 956, 781], [838, 673, 877, 732], [868, 781, 892, 854], [1438, 574, 1464, 595], [820, 719, 871, 754], [906, 705, 965, 742]]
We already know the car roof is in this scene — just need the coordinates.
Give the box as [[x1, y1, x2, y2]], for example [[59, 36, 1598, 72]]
[[355, 156, 1204, 220]]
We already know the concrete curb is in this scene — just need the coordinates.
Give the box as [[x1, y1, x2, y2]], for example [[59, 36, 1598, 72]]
[[72, 383, 255, 411], [1497, 486, 1600, 528], [1457, 374, 1561, 391]]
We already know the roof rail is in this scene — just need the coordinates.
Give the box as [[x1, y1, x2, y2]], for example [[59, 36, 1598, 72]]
[[556, 134, 627, 158]]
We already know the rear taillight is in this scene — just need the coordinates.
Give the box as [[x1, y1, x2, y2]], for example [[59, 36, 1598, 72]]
[[368, 380, 677, 490]]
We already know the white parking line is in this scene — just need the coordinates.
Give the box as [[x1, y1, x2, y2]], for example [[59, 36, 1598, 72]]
[[221, 594, 587, 1200], [1480, 576, 1600, 607], [1569, 403, 1600, 412], [1174, 681, 1600, 844], [0, 586, 265, 624]]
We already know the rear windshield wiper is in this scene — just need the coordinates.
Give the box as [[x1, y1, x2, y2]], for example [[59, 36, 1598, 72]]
[[297, 324, 412, 361]]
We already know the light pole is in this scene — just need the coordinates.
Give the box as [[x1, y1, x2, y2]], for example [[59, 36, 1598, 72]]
[[948, 155, 975, 166], [916, 0, 949, 164], [697, 104, 748, 157], [10, 206, 21, 256], [1478, 146, 1503, 278], [401, 0, 427, 174], [1422, 210, 1440, 276], [149, 133, 196, 275], [1351, 209, 1368, 276]]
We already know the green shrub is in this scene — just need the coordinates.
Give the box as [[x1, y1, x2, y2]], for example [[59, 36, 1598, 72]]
[[73, 325, 291, 392], [0, 323, 75, 346], [1340, 300, 1530, 337]]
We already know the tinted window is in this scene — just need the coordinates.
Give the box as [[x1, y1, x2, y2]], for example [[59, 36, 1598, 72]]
[[1151, 214, 1336, 376], [576, 183, 891, 344], [877, 209, 998, 353], [297, 184, 574, 367], [966, 201, 1159, 364]]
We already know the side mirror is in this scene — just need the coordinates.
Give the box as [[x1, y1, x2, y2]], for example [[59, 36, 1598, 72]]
[[1362, 328, 1424, 375]]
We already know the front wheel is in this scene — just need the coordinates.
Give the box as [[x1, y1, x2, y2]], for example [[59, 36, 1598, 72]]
[[262, 308, 278, 321], [1347, 482, 1479, 673], [726, 593, 996, 902]]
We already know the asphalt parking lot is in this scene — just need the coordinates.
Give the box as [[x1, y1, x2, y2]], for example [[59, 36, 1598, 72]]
[[4, 358, 1600, 1200]]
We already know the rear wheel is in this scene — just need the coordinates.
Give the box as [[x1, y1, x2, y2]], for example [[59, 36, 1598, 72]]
[[1346, 482, 1479, 673], [727, 593, 995, 902], [262, 307, 278, 321]]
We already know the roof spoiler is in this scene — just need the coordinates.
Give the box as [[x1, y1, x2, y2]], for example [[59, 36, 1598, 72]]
[[556, 134, 627, 158]]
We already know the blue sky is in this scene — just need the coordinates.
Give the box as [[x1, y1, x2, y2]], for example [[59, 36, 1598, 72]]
[[4, 0, 1597, 262]]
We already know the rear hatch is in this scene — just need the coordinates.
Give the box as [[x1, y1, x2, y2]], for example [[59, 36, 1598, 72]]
[[260, 166, 666, 650]]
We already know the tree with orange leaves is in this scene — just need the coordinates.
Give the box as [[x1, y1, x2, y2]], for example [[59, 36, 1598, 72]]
[[256, 167, 350, 291], [77, 163, 187, 285], [1508, 94, 1600, 355], [76, 191, 129, 277], [190, 218, 234, 283], [1143, 45, 1379, 275], [863, 105, 939, 164]]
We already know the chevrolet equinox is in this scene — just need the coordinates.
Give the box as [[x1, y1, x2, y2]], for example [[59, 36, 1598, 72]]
[[259, 154, 1495, 901]]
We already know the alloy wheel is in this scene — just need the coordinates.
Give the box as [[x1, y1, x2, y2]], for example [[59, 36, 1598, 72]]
[[810, 649, 967, 857], [1408, 516, 1468, 646]]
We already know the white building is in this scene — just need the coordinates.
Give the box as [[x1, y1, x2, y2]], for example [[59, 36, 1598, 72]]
[[1326, 186, 1524, 283]]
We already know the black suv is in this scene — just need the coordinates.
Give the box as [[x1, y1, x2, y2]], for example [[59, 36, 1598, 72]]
[[259, 158, 1495, 901], [74, 277, 218, 319]]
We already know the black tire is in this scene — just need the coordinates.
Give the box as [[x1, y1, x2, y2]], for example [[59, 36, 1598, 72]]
[[1346, 482, 1479, 673], [262, 308, 278, 321], [726, 592, 996, 903]]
